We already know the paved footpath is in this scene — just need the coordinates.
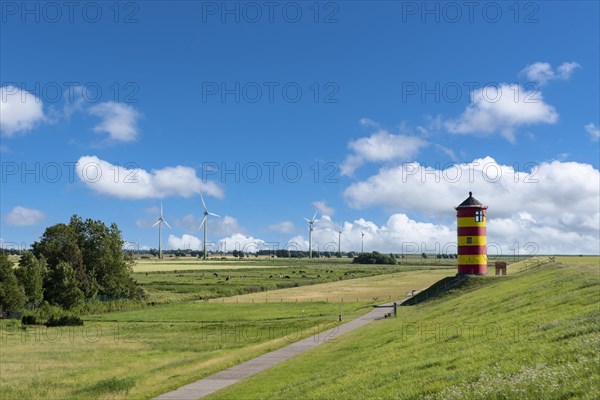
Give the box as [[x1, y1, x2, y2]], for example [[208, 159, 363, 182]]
[[152, 300, 402, 400]]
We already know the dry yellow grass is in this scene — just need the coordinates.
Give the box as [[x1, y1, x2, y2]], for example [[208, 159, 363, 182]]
[[211, 269, 454, 303], [505, 256, 599, 274]]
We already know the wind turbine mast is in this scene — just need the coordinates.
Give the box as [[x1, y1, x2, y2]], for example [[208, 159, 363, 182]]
[[338, 224, 343, 255], [361, 231, 365, 253], [199, 194, 221, 260], [152, 202, 171, 259], [304, 211, 318, 259]]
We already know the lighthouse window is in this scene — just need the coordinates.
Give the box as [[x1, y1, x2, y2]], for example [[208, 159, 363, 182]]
[[467, 237, 473, 244], [475, 210, 484, 222]]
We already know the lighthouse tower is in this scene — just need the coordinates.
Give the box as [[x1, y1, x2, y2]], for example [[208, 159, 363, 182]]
[[456, 192, 488, 275]]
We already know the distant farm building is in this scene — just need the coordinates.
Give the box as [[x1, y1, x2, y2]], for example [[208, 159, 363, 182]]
[[495, 261, 507, 275]]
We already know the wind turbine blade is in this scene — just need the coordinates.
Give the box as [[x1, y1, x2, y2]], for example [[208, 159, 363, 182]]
[[160, 202, 163, 217], [163, 219, 172, 229], [152, 220, 161, 228], [199, 216, 207, 229], [200, 193, 207, 211], [312, 211, 318, 221], [303, 217, 310, 223], [208, 212, 220, 217]]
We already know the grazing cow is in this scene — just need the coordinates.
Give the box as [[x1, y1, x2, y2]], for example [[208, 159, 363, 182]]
[[284, 276, 291, 279], [269, 275, 273, 279], [225, 275, 230, 281], [213, 272, 219, 277]]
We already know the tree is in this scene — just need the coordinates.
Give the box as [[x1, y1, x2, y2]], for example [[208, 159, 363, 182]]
[[15, 252, 47, 307], [0, 253, 26, 312], [352, 251, 396, 265], [33, 215, 140, 301], [32, 221, 91, 295], [44, 261, 84, 309]]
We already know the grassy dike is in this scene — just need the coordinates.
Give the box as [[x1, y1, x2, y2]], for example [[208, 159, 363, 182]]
[[0, 263, 449, 400], [208, 258, 600, 399]]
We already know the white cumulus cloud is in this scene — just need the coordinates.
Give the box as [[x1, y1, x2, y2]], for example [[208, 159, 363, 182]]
[[312, 200, 334, 216], [585, 123, 599, 140], [290, 214, 455, 254], [341, 128, 428, 175], [168, 234, 202, 250], [342, 157, 599, 254], [520, 61, 581, 85], [4, 206, 45, 226], [76, 155, 223, 199], [445, 84, 558, 142], [0, 86, 45, 136], [89, 102, 140, 142], [219, 233, 266, 253]]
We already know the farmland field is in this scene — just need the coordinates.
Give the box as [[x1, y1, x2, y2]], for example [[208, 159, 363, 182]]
[[216, 268, 454, 303], [0, 259, 452, 400], [131, 259, 451, 303]]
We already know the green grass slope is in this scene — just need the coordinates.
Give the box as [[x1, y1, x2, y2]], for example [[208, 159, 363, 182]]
[[210, 259, 600, 400]]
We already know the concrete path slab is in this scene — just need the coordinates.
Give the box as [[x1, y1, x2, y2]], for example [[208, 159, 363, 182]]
[[152, 300, 402, 400]]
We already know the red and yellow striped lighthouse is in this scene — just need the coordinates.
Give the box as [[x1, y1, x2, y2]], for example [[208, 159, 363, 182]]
[[456, 192, 487, 275]]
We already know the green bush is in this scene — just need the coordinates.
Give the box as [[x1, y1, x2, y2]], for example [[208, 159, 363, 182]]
[[46, 315, 84, 327], [352, 251, 396, 265], [35, 301, 65, 320], [21, 315, 44, 325]]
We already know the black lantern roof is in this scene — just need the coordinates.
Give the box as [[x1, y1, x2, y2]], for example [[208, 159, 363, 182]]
[[456, 192, 486, 208]]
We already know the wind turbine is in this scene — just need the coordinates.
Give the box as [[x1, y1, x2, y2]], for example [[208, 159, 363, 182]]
[[338, 223, 343, 255], [199, 194, 220, 260], [361, 231, 365, 253], [304, 211, 318, 259], [152, 202, 171, 259]]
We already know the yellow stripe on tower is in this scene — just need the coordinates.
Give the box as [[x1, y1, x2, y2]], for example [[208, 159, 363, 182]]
[[457, 236, 487, 246], [458, 255, 487, 265], [457, 217, 486, 227]]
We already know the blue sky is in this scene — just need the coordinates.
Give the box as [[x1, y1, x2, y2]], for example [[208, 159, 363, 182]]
[[1, 1, 599, 255]]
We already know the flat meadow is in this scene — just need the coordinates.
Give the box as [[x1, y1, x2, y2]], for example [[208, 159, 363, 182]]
[[0, 257, 453, 399]]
